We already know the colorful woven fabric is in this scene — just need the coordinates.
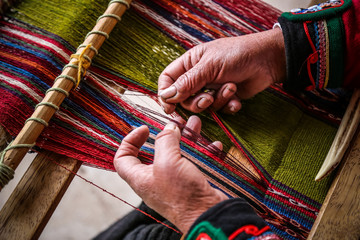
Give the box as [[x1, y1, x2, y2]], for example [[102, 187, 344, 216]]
[[0, 0, 350, 239]]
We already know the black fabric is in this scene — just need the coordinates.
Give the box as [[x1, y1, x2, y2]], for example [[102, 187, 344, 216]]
[[93, 202, 182, 240], [185, 198, 270, 240], [278, 16, 315, 91]]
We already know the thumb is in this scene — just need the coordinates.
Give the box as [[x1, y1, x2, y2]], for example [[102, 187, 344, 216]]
[[154, 122, 182, 166], [159, 63, 207, 104]]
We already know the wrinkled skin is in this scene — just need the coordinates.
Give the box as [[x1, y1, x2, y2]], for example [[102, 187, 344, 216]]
[[114, 116, 227, 234], [158, 28, 285, 114], [115, 28, 286, 234]]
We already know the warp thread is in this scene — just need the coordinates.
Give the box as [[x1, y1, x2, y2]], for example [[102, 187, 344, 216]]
[[50, 158, 181, 235], [0, 1, 349, 238]]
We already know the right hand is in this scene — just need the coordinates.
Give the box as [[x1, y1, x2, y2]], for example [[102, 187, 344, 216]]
[[158, 28, 286, 114]]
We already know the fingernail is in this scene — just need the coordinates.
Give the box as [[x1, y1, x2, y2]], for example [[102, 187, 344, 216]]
[[222, 87, 235, 98], [197, 97, 211, 109], [164, 122, 178, 131], [229, 105, 237, 113], [160, 86, 177, 99]]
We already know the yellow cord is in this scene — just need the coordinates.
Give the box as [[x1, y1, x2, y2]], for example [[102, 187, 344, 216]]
[[70, 44, 92, 88]]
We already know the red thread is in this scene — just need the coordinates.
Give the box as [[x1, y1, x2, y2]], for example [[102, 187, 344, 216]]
[[196, 232, 213, 240], [303, 21, 318, 90], [50, 159, 182, 235], [228, 225, 270, 240]]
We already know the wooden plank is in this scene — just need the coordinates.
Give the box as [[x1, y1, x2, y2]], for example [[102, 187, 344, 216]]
[[308, 129, 360, 239], [0, 125, 11, 151], [0, 151, 81, 240]]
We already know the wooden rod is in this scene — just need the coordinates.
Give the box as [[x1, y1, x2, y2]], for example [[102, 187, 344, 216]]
[[315, 88, 360, 180], [0, 0, 132, 189], [308, 126, 360, 239]]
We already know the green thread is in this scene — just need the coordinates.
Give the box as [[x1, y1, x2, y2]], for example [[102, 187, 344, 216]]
[[186, 221, 227, 240], [72, 53, 91, 64], [0, 162, 15, 188], [25, 117, 49, 127], [97, 14, 121, 23], [46, 87, 70, 97], [77, 44, 98, 55], [36, 102, 60, 111], [10, 0, 338, 204], [326, 17, 345, 89], [85, 30, 109, 40], [0, 142, 36, 188], [71, 54, 91, 64], [109, 0, 130, 9], [55, 74, 76, 85], [63, 64, 79, 70]]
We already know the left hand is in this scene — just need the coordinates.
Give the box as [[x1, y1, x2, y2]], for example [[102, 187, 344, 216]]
[[114, 116, 228, 234]]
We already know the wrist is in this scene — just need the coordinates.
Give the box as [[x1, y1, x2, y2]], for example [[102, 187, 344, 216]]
[[268, 27, 286, 84], [171, 191, 228, 234]]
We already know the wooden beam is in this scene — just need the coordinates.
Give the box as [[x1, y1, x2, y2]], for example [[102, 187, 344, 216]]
[[0, 151, 81, 239], [308, 129, 360, 239]]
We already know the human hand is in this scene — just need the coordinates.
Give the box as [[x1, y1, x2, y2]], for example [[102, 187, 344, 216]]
[[158, 28, 285, 114], [114, 116, 228, 234]]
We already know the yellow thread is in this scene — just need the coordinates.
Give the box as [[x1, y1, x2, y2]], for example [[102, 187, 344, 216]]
[[70, 44, 92, 88]]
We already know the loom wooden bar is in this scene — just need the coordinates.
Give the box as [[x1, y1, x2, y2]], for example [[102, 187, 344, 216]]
[[0, 151, 82, 239], [308, 129, 360, 239], [0, 126, 11, 151], [0, 0, 132, 189]]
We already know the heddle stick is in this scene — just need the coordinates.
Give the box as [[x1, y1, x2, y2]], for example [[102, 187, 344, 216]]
[[308, 124, 360, 239], [0, 0, 132, 190], [315, 88, 360, 181]]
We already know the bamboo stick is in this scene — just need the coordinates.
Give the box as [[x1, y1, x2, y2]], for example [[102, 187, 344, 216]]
[[0, 0, 132, 190]]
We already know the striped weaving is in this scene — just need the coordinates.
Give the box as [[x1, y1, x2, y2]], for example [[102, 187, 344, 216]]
[[0, 0, 350, 239]]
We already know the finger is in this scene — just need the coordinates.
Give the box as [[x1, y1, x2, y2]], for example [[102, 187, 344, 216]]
[[222, 97, 242, 114], [180, 92, 214, 113], [211, 83, 237, 110], [114, 125, 150, 182], [210, 141, 223, 151], [158, 53, 198, 114], [158, 52, 192, 93], [183, 115, 202, 138], [159, 97, 176, 115], [154, 122, 182, 166], [159, 63, 208, 104]]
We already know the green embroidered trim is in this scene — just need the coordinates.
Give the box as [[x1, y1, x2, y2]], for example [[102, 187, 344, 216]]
[[186, 221, 227, 240], [281, 0, 352, 22], [326, 17, 345, 88]]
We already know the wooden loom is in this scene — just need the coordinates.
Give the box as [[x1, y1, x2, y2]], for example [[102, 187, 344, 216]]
[[0, 0, 359, 239]]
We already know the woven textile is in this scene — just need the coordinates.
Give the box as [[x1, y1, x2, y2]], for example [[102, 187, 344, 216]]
[[0, 0, 350, 239]]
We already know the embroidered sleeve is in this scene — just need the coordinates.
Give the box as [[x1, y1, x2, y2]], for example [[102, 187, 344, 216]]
[[185, 199, 280, 240], [278, 0, 353, 91]]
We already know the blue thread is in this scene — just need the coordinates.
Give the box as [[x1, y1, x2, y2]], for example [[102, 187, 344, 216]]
[[0, 38, 63, 70]]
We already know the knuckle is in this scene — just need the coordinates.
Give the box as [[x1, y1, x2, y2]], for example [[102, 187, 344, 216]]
[[156, 130, 174, 141]]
